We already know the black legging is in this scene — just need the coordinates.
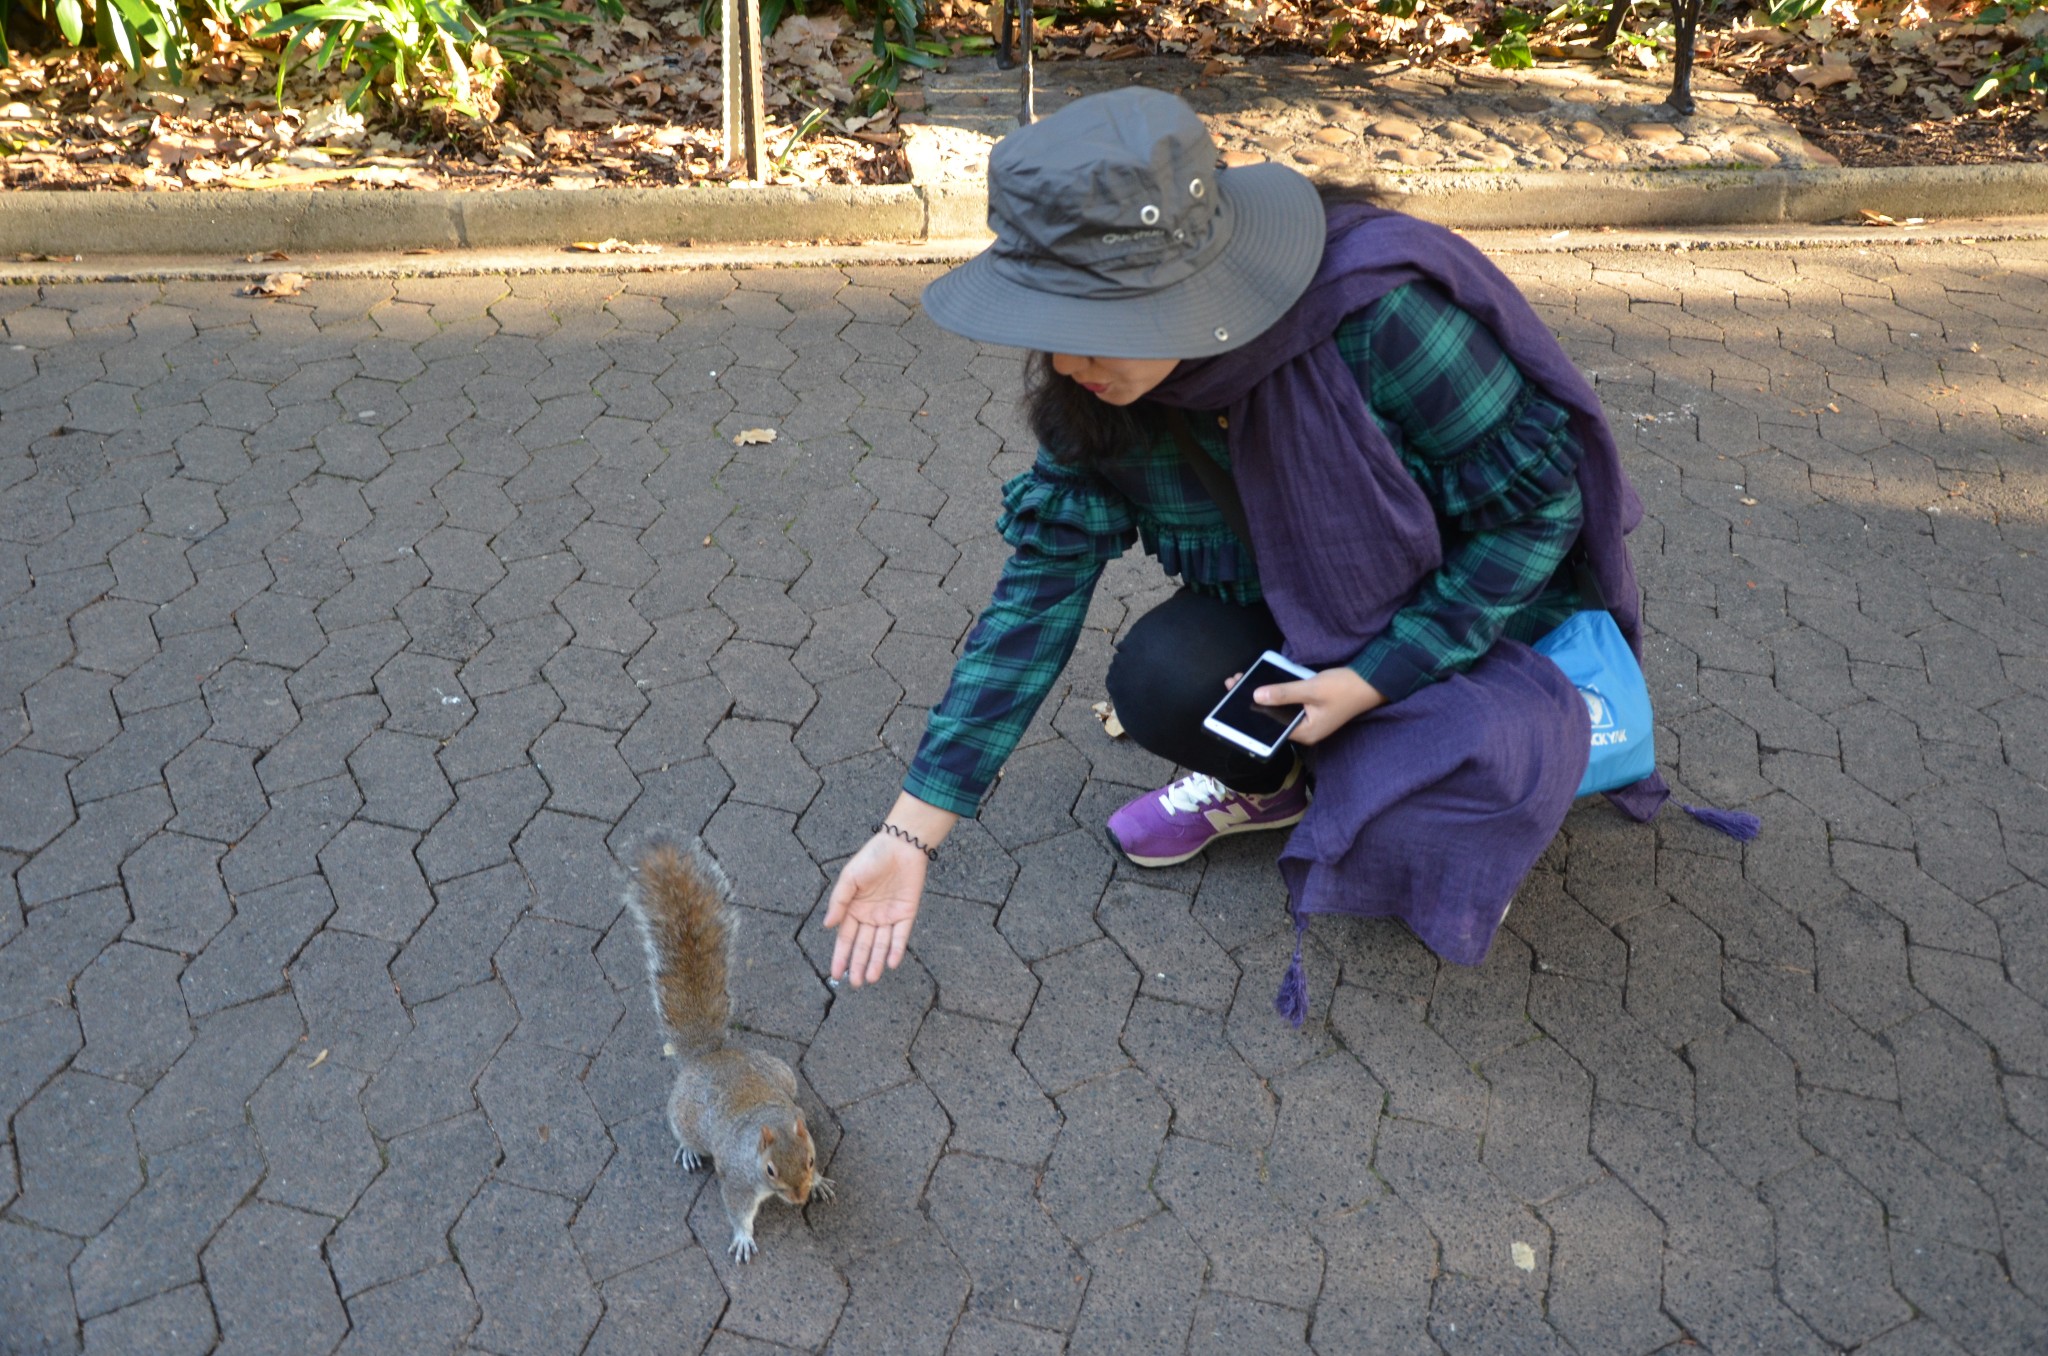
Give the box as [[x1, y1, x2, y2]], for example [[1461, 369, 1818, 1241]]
[[1104, 589, 1297, 795]]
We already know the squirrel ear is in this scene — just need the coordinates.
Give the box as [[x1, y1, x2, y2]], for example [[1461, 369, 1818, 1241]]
[[758, 1125, 775, 1151], [796, 1119, 811, 1143]]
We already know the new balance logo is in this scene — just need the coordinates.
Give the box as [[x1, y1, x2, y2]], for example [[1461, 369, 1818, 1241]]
[[1204, 804, 1252, 833]]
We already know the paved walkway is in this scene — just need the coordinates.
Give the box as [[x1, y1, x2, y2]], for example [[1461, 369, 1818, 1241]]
[[2, 239, 2046, 1355]]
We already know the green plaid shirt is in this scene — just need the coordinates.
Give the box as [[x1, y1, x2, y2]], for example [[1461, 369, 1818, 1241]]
[[906, 281, 1588, 817]]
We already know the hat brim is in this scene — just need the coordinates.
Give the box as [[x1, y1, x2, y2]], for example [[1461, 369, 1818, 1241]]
[[920, 162, 1326, 361]]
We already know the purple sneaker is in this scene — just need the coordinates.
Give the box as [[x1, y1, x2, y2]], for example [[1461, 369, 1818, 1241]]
[[1106, 765, 1309, 868]]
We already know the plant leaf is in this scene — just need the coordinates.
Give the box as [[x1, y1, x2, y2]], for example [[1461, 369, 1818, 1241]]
[[96, 0, 142, 66]]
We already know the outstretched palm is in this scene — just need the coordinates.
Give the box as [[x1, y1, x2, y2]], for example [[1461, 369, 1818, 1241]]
[[823, 834, 928, 987]]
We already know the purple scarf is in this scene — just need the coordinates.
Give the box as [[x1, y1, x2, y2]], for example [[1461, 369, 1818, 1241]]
[[1149, 203, 1667, 990]]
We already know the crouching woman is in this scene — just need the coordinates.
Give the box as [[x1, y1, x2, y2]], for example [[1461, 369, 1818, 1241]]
[[822, 87, 1666, 1009]]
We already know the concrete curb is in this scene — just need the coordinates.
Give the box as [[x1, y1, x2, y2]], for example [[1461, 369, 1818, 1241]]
[[2, 164, 2044, 258], [1373, 163, 2048, 230], [0, 183, 928, 257]]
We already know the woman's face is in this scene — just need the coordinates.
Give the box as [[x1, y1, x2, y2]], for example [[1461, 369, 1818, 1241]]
[[1050, 353, 1178, 406]]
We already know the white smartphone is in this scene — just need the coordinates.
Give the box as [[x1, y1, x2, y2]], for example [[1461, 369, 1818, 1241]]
[[1202, 650, 1316, 759]]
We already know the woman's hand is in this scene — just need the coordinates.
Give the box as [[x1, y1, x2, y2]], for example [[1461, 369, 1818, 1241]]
[[1233, 666, 1385, 747], [822, 793, 957, 988]]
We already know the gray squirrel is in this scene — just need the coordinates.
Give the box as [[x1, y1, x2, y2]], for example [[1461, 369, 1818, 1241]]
[[623, 835, 832, 1262]]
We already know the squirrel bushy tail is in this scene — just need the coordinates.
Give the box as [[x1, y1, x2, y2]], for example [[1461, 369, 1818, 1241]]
[[624, 835, 736, 1057]]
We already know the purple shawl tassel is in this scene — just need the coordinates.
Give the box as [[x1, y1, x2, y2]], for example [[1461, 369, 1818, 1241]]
[[1273, 930, 1310, 1029], [1683, 804, 1763, 841]]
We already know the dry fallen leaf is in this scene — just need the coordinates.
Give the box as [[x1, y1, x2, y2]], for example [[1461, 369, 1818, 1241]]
[[1790, 55, 1858, 88], [1090, 700, 1127, 739], [221, 166, 355, 189], [308, 1048, 329, 1068], [732, 427, 778, 446], [568, 237, 663, 254], [243, 250, 290, 263], [241, 271, 306, 298]]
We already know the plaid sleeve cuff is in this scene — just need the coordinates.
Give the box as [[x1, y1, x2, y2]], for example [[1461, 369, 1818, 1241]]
[[902, 765, 991, 819], [1348, 636, 1438, 706]]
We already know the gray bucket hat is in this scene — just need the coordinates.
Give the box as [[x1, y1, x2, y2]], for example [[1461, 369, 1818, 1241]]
[[922, 87, 1326, 360]]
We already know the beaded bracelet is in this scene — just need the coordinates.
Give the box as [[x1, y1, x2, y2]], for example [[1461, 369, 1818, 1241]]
[[878, 822, 939, 862]]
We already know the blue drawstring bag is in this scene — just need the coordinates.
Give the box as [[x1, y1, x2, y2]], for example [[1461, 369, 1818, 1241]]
[[1533, 609, 1656, 797]]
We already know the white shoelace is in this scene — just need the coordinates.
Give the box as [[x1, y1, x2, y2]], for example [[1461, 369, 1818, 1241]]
[[1158, 773, 1229, 816]]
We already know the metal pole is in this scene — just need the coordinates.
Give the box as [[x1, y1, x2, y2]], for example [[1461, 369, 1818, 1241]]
[[1665, 0, 1702, 116], [1019, 3, 1035, 125], [723, 0, 769, 179]]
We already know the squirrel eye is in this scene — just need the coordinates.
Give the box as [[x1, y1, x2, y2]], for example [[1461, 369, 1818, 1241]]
[[763, 1162, 776, 1177]]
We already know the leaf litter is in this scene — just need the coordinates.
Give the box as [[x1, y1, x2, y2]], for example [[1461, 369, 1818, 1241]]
[[0, 3, 912, 193], [0, 0, 2039, 194]]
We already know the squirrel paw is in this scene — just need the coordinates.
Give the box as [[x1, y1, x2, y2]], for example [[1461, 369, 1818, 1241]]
[[727, 1233, 758, 1264], [809, 1176, 837, 1203], [673, 1147, 706, 1172]]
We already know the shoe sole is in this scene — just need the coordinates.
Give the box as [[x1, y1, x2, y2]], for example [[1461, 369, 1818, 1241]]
[[1109, 806, 1308, 869]]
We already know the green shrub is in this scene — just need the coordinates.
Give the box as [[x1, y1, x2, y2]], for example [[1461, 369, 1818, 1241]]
[[239, 0, 615, 116], [1485, 3, 1540, 68], [1975, 0, 2048, 100], [0, 0, 612, 122], [851, 0, 950, 114], [0, 0, 229, 64]]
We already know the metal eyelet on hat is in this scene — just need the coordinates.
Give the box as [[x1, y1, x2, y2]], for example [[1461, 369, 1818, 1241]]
[[1190, 178, 1205, 199], [1214, 327, 1230, 343], [1140, 205, 1160, 226]]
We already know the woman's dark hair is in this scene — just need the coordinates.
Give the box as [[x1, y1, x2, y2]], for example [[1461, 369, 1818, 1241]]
[[1024, 179, 1386, 469], [1024, 351, 1148, 469]]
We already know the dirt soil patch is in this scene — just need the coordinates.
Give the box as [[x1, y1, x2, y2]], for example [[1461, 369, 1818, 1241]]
[[1, 2, 2043, 199]]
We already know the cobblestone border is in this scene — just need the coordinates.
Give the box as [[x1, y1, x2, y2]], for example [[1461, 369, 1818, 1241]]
[[3, 163, 2046, 259]]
